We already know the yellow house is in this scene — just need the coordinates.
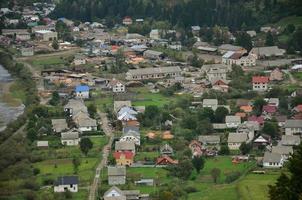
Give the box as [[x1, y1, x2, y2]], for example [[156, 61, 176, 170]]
[[113, 151, 134, 166]]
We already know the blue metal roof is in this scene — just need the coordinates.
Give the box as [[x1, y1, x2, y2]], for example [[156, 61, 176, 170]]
[[75, 85, 89, 92]]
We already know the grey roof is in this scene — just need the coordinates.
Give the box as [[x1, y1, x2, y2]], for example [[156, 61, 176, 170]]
[[250, 46, 285, 57], [114, 101, 132, 113], [55, 176, 78, 186], [281, 135, 301, 146], [160, 144, 173, 153], [144, 50, 163, 56], [61, 129, 79, 140], [284, 120, 302, 128], [52, 119, 68, 132], [64, 99, 88, 115], [225, 115, 241, 123], [127, 66, 181, 76], [263, 152, 282, 163], [37, 141, 48, 147], [108, 166, 126, 176], [228, 133, 248, 143], [122, 190, 140, 196], [123, 126, 139, 135], [203, 99, 218, 106], [202, 64, 229, 72], [218, 44, 245, 51], [198, 135, 220, 144], [115, 141, 135, 151], [73, 112, 97, 127], [272, 146, 293, 155]]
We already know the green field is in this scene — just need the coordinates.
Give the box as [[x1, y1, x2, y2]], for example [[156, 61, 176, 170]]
[[276, 16, 302, 29], [27, 55, 70, 71], [292, 72, 302, 81]]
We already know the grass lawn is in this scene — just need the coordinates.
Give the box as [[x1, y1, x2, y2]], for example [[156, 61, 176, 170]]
[[237, 172, 280, 200], [292, 72, 302, 81], [275, 16, 302, 30], [27, 55, 70, 71], [188, 184, 238, 200], [135, 151, 160, 162], [128, 87, 172, 107]]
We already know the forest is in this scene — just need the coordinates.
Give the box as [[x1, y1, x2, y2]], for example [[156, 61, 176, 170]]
[[52, 0, 302, 29]]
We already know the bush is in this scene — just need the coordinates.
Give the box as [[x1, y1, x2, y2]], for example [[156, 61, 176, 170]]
[[43, 178, 54, 185], [33, 168, 40, 175], [23, 180, 40, 190], [184, 186, 198, 193], [225, 171, 241, 183]]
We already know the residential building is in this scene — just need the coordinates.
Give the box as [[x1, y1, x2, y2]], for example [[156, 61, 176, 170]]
[[35, 30, 58, 41], [73, 111, 97, 132], [37, 141, 49, 148], [108, 166, 126, 185], [206, 67, 227, 83], [284, 120, 302, 135], [280, 135, 301, 146], [120, 126, 140, 146], [160, 144, 173, 156], [202, 99, 218, 111], [272, 146, 293, 160], [64, 99, 88, 117], [262, 152, 284, 168], [123, 16, 133, 25], [270, 68, 283, 81], [114, 101, 132, 113], [228, 133, 248, 150], [198, 135, 220, 146], [252, 76, 269, 91], [250, 46, 286, 59], [150, 29, 160, 40], [193, 41, 217, 53], [61, 129, 80, 146], [2, 29, 30, 40], [246, 30, 256, 37], [218, 44, 247, 54], [225, 115, 241, 128], [52, 119, 68, 133], [115, 141, 136, 154], [189, 140, 203, 157], [222, 51, 256, 67], [113, 151, 134, 166], [75, 85, 90, 99], [156, 155, 178, 165], [32, 25, 55, 33], [54, 176, 78, 193], [103, 186, 126, 200], [73, 54, 86, 66], [126, 66, 181, 81], [143, 50, 164, 60], [21, 47, 34, 56], [108, 79, 126, 93]]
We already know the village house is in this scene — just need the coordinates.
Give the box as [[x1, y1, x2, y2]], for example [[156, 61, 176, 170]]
[[198, 135, 220, 146], [35, 30, 58, 41], [143, 50, 164, 60], [212, 79, 229, 93], [160, 144, 174, 156], [189, 140, 203, 157], [246, 30, 257, 37], [108, 166, 126, 185], [262, 152, 284, 168], [73, 54, 86, 66], [21, 47, 34, 56], [222, 51, 256, 67], [120, 126, 140, 146], [61, 129, 80, 146], [284, 120, 302, 135], [250, 46, 286, 59], [123, 16, 133, 25], [193, 41, 217, 53], [253, 135, 271, 148], [270, 68, 283, 81], [293, 105, 302, 113], [262, 105, 277, 118], [114, 101, 132, 113], [103, 186, 126, 200], [218, 44, 247, 55], [206, 67, 228, 83], [248, 115, 264, 126], [32, 25, 55, 33], [225, 115, 241, 128], [51, 119, 68, 133], [2, 29, 31, 40], [37, 141, 49, 148], [75, 85, 90, 99], [113, 151, 134, 166], [115, 141, 136, 154], [107, 79, 126, 93], [280, 135, 301, 146], [64, 99, 88, 117], [271, 146, 293, 160], [73, 111, 97, 132], [150, 29, 160, 40], [228, 133, 249, 150], [54, 176, 78, 193], [202, 99, 218, 111], [126, 66, 182, 81], [267, 98, 280, 107], [252, 76, 269, 92], [156, 155, 178, 165]]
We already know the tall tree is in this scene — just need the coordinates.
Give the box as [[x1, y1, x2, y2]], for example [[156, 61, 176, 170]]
[[235, 32, 253, 51], [192, 156, 205, 174], [265, 31, 275, 46], [80, 138, 93, 155]]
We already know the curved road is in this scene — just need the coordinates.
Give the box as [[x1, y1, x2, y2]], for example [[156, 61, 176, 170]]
[[88, 112, 114, 200]]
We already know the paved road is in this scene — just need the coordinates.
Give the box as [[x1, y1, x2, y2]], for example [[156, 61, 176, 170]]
[[88, 112, 114, 200]]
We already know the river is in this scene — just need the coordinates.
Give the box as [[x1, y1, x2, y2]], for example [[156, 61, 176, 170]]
[[0, 65, 25, 132]]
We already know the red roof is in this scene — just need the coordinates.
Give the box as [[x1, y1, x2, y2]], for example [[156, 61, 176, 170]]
[[156, 156, 178, 165], [248, 115, 264, 125], [262, 105, 277, 113], [213, 79, 228, 86], [252, 76, 269, 83], [113, 151, 134, 159], [294, 105, 302, 112]]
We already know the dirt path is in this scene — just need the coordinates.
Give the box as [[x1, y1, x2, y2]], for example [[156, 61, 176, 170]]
[[88, 112, 114, 200]]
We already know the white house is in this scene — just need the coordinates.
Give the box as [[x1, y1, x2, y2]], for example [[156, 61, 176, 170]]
[[202, 99, 218, 111], [108, 79, 125, 93], [252, 76, 269, 92], [262, 152, 284, 168], [74, 54, 86, 65], [54, 176, 78, 193], [61, 129, 80, 146], [104, 186, 126, 200], [150, 29, 160, 40], [75, 85, 90, 99], [73, 111, 97, 132], [222, 51, 256, 67], [225, 115, 241, 128]]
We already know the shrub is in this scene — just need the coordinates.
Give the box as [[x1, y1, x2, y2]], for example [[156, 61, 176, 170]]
[[225, 171, 241, 183], [185, 186, 198, 193]]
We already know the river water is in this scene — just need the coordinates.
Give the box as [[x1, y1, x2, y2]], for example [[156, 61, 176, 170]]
[[0, 65, 25, 132]]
